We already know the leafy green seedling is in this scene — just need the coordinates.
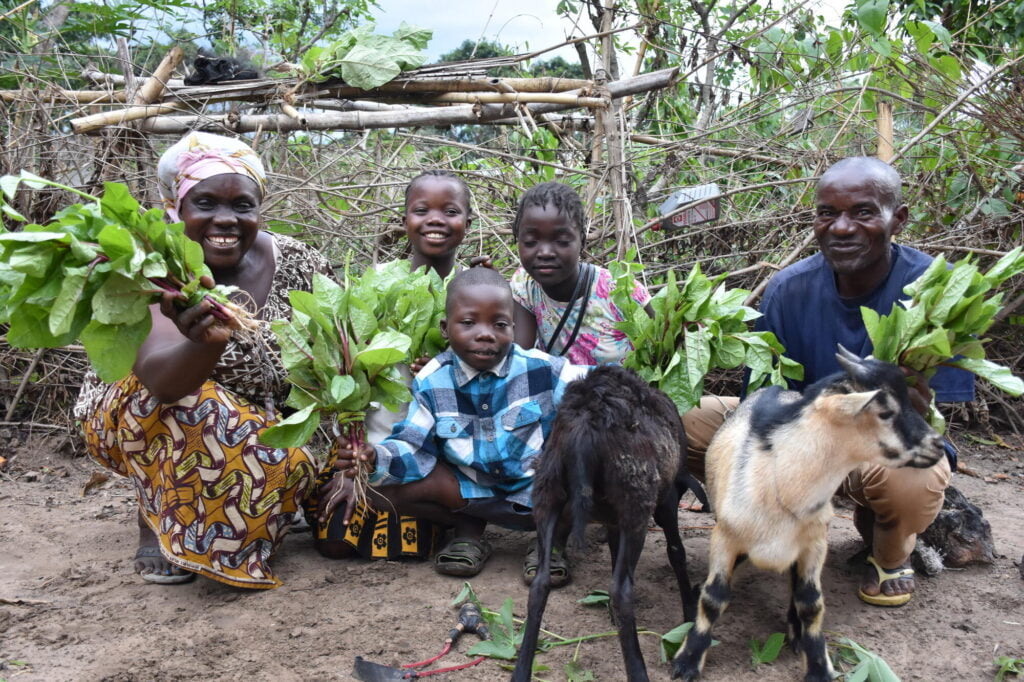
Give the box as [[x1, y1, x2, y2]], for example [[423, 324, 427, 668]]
[[749, 632, 786, 668], [0, 171, 254, 382], [994, 655, 1024, 681], [830, 636, 899, 682], [609, 253, 802, 413], [862, 247, 1024, 432]]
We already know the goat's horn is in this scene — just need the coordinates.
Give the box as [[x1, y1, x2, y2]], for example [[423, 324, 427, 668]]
[[835, 345, 872, 384], [836, 344, 862, 363]]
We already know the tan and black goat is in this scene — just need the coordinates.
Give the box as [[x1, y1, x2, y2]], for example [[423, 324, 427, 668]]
[[673, 346, 945, 682], [512, 365, 705, 682]]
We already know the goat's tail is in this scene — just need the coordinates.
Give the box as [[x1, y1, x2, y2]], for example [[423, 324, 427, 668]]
[[564, 423, 601, 547]]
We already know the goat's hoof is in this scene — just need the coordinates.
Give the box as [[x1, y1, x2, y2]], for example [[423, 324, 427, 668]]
[[670, 659, 701, 681], [803, 672, 835, 682]]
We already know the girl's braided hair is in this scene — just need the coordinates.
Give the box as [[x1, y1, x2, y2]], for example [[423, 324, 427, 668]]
[[511, 182, 587, 249]]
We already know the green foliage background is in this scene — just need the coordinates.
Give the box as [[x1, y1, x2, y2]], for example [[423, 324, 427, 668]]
[[0, 0, 1021, 432]]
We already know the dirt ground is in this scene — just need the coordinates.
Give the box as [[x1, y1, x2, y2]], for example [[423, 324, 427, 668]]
[[1, 432, 1022, 682]]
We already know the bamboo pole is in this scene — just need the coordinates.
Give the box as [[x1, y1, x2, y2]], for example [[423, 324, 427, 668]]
[[405, 92, 607, 107], [119, 67, 677, 135], [133, 45, 185, 106], [0, 89, 127, 103], [71, 104, 186, 134]]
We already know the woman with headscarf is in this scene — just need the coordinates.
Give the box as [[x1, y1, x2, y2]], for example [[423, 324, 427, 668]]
[[75, 132, 330, 589]]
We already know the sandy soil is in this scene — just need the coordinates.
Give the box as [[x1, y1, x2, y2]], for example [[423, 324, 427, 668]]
[[1, 432, 1022, 682]]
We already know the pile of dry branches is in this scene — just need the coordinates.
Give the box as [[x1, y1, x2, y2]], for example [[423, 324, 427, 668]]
[[1, 28, 1022, 443]]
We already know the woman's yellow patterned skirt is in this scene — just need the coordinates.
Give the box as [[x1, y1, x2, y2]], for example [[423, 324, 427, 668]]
[[81, 375, 316, 589]]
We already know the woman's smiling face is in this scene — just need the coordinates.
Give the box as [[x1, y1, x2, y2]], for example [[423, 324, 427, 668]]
[[179, 174, 262, 274]]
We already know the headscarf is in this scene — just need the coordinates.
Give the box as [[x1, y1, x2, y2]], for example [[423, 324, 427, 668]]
[[156, 132, 267, 222]]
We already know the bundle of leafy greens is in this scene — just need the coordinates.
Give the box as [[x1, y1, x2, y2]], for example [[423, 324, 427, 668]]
[[297, 22, 432, 90], [0, 171, 255, 382], [258, 260, 448, 451], [609, 256, 803, 413], [862, 246, 1024, 429]]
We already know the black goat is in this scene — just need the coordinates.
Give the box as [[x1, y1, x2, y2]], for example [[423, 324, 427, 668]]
[[512, 365, 704, 682], [672, 346, 945, 682], [184, 54, 260, 85]]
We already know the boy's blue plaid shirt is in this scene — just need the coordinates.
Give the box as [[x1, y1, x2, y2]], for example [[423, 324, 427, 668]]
[[369, 344, 589, 506]]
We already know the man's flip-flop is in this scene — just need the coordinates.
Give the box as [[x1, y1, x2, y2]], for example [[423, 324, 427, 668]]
[[858, 555, 913, 607], [134, 546, 196, 585], [434, 537, 492, 577]]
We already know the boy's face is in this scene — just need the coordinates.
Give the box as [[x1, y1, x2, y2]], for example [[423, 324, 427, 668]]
[[404, 176, 471, 261], [441, 285, 515, 372], [516, 202, 582, 302]]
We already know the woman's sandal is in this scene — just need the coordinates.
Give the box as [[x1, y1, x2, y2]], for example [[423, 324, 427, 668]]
[[857, 555, 914, 607], [522, 540, 571, 588], [434, 537, 493, 577], [133, 546, 196, 585]]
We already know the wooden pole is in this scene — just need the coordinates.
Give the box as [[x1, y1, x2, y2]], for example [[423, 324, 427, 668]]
[[876, 100, 894, 162]]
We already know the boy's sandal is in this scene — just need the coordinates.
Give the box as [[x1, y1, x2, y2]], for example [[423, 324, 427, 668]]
[[522, 540, 571, 588], [434, 537, 492, 577], [857, 555, 914, 607]]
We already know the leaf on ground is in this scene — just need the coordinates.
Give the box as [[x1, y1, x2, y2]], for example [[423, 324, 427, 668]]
[[81, 471, 110, 496], [565, 658, 595, 681]]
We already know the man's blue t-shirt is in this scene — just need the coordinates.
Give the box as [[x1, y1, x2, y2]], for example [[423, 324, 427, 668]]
[[754, 243, 975, 402]]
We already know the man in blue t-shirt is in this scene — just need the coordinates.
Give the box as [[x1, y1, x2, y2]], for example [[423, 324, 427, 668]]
[[683, 157, 973, 607]]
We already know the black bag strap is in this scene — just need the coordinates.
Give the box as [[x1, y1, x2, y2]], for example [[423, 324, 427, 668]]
[[543, 263, 595, 357]]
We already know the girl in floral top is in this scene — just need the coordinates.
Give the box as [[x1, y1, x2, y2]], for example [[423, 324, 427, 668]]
[[510, 182, 651, 366]]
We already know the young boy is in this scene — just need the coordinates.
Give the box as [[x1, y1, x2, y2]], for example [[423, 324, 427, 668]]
[[330, 266, 588, 577]]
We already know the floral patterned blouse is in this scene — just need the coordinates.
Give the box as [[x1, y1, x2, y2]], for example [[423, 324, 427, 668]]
[[509, 265, 650, 366]]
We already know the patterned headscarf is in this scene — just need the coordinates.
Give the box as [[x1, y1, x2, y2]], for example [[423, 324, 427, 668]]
[[156, 132, 267, 222]]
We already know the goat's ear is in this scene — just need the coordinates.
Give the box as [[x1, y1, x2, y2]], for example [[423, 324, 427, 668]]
[[830, 389, 881, 417]]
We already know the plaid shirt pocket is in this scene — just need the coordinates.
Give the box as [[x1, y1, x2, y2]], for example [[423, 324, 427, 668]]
[[499, 400, 545, 476], [437, 416, 475, 468]]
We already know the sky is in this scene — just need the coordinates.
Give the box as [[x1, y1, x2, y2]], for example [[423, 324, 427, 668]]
[[370, 0, 848, 62], [371, 0, 595, 61]]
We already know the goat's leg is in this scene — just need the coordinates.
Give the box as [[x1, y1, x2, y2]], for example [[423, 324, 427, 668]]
[[788, 538, 834, 682], [654, 485, 695, 622], [611, 525, 650, 682], [511, 512, 561, 682], [671, 530, 737, 681]]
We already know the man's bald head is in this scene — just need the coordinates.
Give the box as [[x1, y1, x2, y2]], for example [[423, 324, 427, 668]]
[[818, 157, 903, 211]]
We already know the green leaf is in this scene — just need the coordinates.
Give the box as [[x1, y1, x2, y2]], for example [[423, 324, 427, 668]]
[[659, 622, 694, 662], [391, 21, 433, 50], [92, 272, 151, 324], [96, 223, 139, 266], [564, 659, 595, 682], [49, 266, 89, 336], [258, 404, 322, 448], [856, 0, 888, 36], [467, 639, 517, 660], [949, 358, 1024, 396], [80, 316, 152, 382], [750, 632, 786, 666], [338, 42, 403, 89], [353, 330, 412, 374], [578, 589, 610, 606], [329, 374, 356, 404]]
